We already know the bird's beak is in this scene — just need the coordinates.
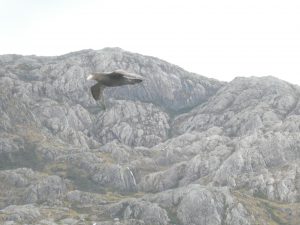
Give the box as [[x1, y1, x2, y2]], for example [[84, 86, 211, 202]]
[[87, 74, 94, 80]]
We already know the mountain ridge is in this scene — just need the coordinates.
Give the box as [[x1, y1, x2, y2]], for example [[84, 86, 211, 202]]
[[0, 48, 299, 225]]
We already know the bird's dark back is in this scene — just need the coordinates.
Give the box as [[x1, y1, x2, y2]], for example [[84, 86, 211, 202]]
[[101, 73, 128, 87]]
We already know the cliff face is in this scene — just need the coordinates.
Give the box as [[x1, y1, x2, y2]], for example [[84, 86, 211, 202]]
[[0, 48, 299, 225]]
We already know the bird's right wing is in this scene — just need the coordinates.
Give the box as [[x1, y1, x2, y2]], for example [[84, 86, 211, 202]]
[[112, 69, 144, 80], [90, 83, 104, 100]]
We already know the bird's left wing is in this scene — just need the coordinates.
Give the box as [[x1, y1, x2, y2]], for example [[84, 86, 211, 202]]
[[90, 83, 104, 100]]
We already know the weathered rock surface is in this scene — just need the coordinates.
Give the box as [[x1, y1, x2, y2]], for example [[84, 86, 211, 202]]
[[0, 48, 299, 224]]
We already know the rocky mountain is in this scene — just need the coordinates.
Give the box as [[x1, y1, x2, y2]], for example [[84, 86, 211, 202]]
[[0, 48, 299, 225]]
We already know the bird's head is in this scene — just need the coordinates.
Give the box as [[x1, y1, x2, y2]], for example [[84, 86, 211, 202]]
[[87, 74, 95, 80]]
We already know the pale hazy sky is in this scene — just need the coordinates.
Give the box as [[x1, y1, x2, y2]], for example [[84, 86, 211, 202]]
[[1, 0, 300, 84]]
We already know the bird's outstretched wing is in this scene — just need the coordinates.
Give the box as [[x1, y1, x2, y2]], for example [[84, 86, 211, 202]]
[[111, 69, 144, 80], [90, 83, 104, 100]]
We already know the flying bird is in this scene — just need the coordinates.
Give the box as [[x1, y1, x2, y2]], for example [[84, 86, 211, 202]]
[[87, 69, 143, 107]]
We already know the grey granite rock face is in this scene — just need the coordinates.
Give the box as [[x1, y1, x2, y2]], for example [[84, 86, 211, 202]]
[[106, 199, 169, 225], [1, 48, 300, 224], [0, 204, 41, 223], [143, 184, 255, 225], [24, 175, 68, 204], [172, 76, 300, 136], [95, 100, 170, 147]]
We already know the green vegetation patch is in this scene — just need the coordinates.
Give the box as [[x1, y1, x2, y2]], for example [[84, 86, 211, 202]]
[[0, 142, 44, 170], [234, 191, 300, 225]]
